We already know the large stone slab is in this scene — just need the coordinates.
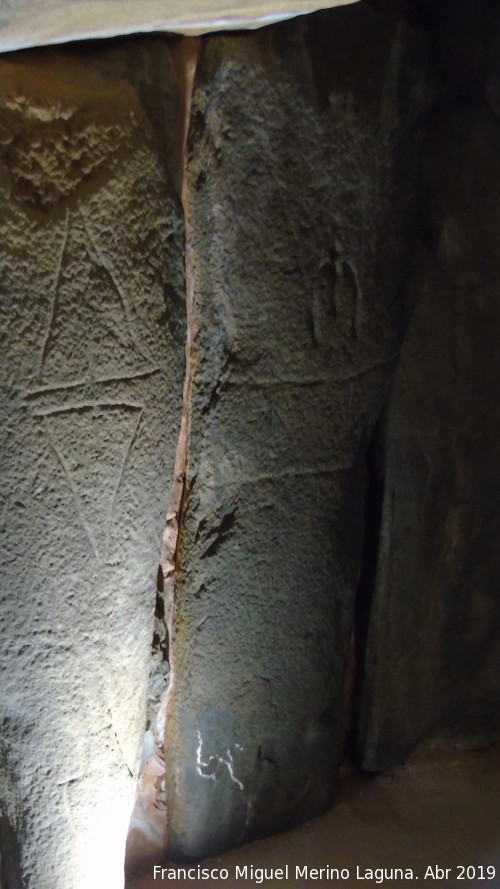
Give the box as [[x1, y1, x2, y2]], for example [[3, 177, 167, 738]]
[[0, 42, 185, 888], [164, 5, 428, 860], [356, 5, 500, 770], [0, 0, 359, 54]]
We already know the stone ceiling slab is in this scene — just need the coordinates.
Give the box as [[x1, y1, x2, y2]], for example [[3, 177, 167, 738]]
[[0, 0, 359, 53]]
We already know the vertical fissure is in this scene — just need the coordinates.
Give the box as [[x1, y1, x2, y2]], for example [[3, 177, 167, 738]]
[[126, 36, 201, 872], [154, 29, 201, 813], [349, 415, 388, 766], [159, 35, 201, 656]]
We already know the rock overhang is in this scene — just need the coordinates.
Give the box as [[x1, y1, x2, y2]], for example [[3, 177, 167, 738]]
[[0, 0, 360, 53]]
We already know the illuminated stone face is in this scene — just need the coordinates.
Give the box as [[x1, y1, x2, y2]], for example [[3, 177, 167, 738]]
[[0, 45, 185, 888]]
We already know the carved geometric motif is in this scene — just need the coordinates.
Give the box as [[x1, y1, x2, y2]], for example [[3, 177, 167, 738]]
[[21, 207, 161, 562]]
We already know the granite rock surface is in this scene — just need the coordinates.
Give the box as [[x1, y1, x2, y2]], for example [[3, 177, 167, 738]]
[[0, 42, 185, 888], [164, 6, 428, 860]]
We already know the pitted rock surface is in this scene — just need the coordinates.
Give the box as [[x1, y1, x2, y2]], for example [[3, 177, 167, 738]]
[[0, 43, 185, 889], [164, 6, 428, 860]]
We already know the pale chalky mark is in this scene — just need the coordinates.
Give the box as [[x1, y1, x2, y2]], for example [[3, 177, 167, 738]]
[[196, 731, 245, 791]]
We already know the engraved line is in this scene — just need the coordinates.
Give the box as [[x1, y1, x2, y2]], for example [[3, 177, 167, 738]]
[[227, 464, 351, 486], [44, 419, 99, 559], [335, 352, 399, 382], [107, 707, 134, 778], [38, 210, 69, 373], [354, 266, 363, 341], [22, 367, 161, 399], [56, 764, 102, 785], [226, 353, 399, 389], [108, 408, 143, 527], [33, 400, 143, 417], [61, 783, 78, 837], [79, 207, 145, 357], [56, 773, 84, 786]]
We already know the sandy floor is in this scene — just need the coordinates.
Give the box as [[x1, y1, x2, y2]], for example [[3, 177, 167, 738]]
[[127, 744, 500, 889]]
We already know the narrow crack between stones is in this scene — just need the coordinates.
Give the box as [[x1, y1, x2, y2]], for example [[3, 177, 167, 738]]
[[348, 414, 387, 766], [125, 37, 201, 874]]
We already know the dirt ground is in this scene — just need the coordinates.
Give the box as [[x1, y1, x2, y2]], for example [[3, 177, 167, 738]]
[[126, 744, 500, 889]]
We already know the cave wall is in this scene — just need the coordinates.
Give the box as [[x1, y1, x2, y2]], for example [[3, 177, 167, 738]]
[[0, 43, 185, 888], [356, 0, 500, 770], [0, 0, 499, 882]]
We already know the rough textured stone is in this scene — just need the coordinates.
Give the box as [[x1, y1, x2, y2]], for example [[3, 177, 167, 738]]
[[3, 0, 498, 877], [356, 0, 500, 771], [128, 745, 500, 889], [0, 42, 185, 888], [164, 6, 427, 860], [0, 0, 359, 54]]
